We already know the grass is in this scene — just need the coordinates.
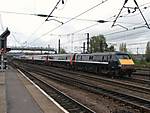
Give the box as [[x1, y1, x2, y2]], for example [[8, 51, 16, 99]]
[[134, 60, 150, 68]]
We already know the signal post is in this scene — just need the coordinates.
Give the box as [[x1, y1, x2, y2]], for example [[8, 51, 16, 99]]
[[0, 28, 10, 71]]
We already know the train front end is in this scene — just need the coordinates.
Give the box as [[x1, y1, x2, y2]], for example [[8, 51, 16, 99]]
[[116, 53, 135, 76]]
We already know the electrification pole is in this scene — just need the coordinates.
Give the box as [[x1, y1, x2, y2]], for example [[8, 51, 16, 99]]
[[58, 39, 60, 54], [87, 33, 90, 53], [83, 42, 85, 53]]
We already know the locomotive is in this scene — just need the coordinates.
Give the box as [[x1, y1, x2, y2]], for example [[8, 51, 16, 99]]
[[16, 51, 135, 77]]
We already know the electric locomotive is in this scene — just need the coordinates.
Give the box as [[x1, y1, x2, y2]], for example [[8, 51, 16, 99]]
[[73, 52, 135, 77]]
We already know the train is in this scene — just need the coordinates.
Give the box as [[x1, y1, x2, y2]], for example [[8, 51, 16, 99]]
[[15, 51, 135, 77]]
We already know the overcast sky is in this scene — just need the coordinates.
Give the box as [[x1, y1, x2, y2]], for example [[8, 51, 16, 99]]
[[0, 0, 150, 53]]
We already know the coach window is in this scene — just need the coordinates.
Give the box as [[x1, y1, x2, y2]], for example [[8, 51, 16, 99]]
[[89, 56, 93, 60], [93, 56, 96, 61], [98, 55, 101, 62], [77, 55, 80, 60], [102, 56, 104, 61], [80, 56, 82, 60], [94, 56, 96, 61], [103, 56, 105, 61], [108, 55, 111, 61], [104, 56, 107, 62], [110, 55, 112, 60], [106, 56, 108, 61], [99, 56, 102, 61]]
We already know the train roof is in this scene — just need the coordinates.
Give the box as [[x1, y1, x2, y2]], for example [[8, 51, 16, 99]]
[[24, 52, 129, 58], [45, 52, 129, 56], [46, 54, 73, 57], [77, 51, 129, 56]]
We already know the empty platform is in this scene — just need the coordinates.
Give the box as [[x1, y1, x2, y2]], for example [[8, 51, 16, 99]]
[[0, 66, 66, 113]]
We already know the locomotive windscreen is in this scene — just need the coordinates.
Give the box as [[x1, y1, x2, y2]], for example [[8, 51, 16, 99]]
[[116, 54, 131, 59]]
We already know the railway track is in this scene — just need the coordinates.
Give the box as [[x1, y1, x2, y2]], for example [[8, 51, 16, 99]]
[[19, 68, 96, 113], [13, 62, 150, 113], [45, 64, 150, 88], [13, 61, 150, 94], [23, 63, 150, 98], [133, 68, 150, 76], [135, 66, 150, 71], [24, 62, 150, 91], [122, 77, 150, 86]]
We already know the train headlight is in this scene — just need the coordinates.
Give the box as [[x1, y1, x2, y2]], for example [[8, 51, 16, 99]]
[[118, 65, 122, 67]]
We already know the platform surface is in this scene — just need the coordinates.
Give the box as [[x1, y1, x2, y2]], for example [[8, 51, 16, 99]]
[[0, 66, 65, 113], [0, 71, 6, 113], [6, 67, 43, 113]]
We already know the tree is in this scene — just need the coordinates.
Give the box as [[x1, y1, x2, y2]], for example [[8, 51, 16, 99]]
[[90, 35, 108, 53], [60, 48, 67, 54], [145, 41, 150, 62], [119, 43, 127, 52], [107, 45, 115, 52]]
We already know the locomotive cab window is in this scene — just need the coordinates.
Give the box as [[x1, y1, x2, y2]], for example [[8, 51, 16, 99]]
[[116, 54, 131, 59]]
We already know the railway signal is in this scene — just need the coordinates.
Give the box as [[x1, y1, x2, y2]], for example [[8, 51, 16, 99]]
[[0, 28, 10, 70], [0, 48, 11, 53]]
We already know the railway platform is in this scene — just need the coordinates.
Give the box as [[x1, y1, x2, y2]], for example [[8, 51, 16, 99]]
[[0, 66, 66, 113]]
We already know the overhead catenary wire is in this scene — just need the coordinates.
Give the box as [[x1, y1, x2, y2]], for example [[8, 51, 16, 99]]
[[104, 23, 150, 37], [0, 1, 149, 40], [119, 4, 150, 18], [45, 0, 65, 21], [57, 0, 68, 10], [56, 18, 149, 39], [45, 2, 150, 38], [111, 0, 150, 29], [33, 20, 150, 47], [28, 0, 109, 45], [27, 21, 45, 39], [11, 33, 23, 46], [60, 23, 150, 46], [0, 1, 149, 50], [0, 9, 147, 41]]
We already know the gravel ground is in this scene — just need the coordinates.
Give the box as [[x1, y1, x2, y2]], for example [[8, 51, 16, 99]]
[[35, 73, 142, 113], [132, 74, 150, 80]]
